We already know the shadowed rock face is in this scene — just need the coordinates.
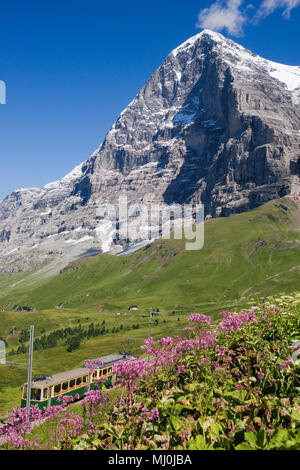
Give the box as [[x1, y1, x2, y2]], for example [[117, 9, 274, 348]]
[[1, 30, 300, 272]]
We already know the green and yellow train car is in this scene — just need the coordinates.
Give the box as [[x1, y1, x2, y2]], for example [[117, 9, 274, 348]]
[[21, 353, 133, 410]]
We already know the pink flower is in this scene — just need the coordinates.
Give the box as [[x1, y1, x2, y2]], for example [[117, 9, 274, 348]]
[[219, 311, 233, 318], [267, 306, 282, 315], [215, 345, 228, 357], [217, 310, 258, 332], [176, 364, 186, 375], [57, 412, 83, 442], [113, 359, 151, 383], [188, 313, 211, 325], [198, 357, 209, 366], [147, 408, 159, 421], [84, 358, 103, 369], [235, 384, 244, 390], [280, 359, 292, 372], [62, 395, 73, 406], [0, 406, 43, 448], [159, 336, 174, 345]]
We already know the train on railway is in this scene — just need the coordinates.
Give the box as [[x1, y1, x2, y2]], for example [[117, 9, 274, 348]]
[[20, 353, 133, 410]]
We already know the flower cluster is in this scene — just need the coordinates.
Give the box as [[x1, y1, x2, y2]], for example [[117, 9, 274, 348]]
[[141, 329, 216, 372], [42, 404, 66, 420], [182, 327, 194, 333], [82, 389, 109, 412], [0, 406, 42, 449], [267, 306, 283, 315], [215, 345, 228, 357], [217, 310, 258, 332], [113, 358, 152, 383], [176, 364, 186, 375], [159, 336, 174, 345], [146, 408, 159, 422], [188, 313, 211, 325], [2, 296, 299, 451], [84, 358, 103, 375], [194, 329, 216, 349], [57, 412, 83, 443], [57, 394, 74, 406], [84, 358, 103, 369]]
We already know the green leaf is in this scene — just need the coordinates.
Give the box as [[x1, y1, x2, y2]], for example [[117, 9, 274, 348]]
[[235, 443, 256, 450], [169, 415, 181, 431], [187, 435, 207, 450], [257, 428, 267, 448], [184, 382, 199, 392], [210, 421, 222, 437], [244, 432, 258, 448], [291, 410, 300, 421]]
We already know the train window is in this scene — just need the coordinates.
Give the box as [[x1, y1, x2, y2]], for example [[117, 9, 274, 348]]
[[54, 384, 61, 396], [43, 388, 48, 399], [62, 382, 69, 392], [82, 376, 88, 383], [93, 371, 98, 378], [108, 367, 112, 374], [69, 379, 76, 389], [76, 377, 82, 386], [31, 388, 42, 401], [103, 368, 107, 376], [23, 386, 27, 399], [99, 369, 103, 376]]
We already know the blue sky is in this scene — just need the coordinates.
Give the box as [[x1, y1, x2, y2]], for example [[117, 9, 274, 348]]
[[0, 0, 299, 200]]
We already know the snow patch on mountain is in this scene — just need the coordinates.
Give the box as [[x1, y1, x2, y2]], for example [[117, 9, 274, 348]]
[[43, 162, 84, 190], [64, 235, 94, 245], [172, 29, 223, 57], [267, 63, 300, 91]]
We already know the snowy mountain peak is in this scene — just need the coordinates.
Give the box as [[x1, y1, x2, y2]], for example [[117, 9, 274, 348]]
[[0, 32, 300, 273], [172, 30, 300, 92], [172, 29, 224, 57]]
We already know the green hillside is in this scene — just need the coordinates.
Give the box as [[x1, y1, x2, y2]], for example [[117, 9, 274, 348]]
[[1, 197, 300, 314], [0, 196, 300, 416]]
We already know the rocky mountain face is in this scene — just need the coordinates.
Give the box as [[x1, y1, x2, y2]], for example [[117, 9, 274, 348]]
[[1, 30, 300, 273]]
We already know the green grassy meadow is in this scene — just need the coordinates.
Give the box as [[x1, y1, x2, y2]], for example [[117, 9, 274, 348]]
[[0, 309, 190, 415], [0, 196, 300, 415]]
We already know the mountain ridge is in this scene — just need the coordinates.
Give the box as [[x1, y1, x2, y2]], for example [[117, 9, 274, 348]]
[[1, 30, 300, 273]]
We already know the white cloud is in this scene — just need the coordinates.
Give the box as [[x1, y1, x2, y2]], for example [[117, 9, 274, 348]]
[[197, 0, 300, 36], [197, 0, 247, 36], [257, 0, 300, 18]]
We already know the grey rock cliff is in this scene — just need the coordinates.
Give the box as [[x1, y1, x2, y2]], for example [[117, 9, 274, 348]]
[[1, 30, 300, 273]]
